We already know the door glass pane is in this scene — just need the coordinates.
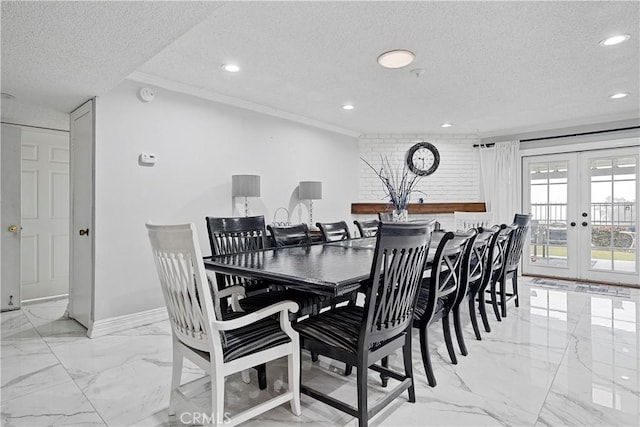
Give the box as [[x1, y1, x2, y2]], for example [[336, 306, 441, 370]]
[[590, 156, 637, 273], [529, 161, 569, 267]]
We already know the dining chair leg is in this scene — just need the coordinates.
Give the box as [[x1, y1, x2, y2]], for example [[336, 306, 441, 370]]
[[241, 369, 251, 384], [478, 294, 492, 333], [344, 364, 353, 376], [380, 356, 389, 387], [257, 364, 267, 390], [513, 272, 520, 308], [442, 313, 458, 364], [452, 305, 468, 356], [468, 293, 482, 340], [211, 369, 225, 426], [403, 334, 416, 402], [419, 325, 437, 387], [169, 341, 183, 416], [311, 352, 319, 362], [356, 357, 369, 427], [490, 281, 501, 322], [288, 347, 301, 416], [500, 277, 508, 318]]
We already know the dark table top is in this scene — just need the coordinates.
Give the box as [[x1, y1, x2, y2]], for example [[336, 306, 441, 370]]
[[203, 238, 377, 297]]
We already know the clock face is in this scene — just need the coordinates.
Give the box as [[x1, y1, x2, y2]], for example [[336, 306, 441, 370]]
[[407, 142, 440, 176]]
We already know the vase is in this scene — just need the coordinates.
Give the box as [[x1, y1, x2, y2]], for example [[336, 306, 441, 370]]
[[392, 208, 408, 222]]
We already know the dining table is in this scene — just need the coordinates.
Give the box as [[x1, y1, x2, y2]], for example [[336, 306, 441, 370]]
[[203, 237, 378, 297]]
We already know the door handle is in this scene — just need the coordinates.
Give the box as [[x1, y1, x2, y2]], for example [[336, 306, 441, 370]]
[[582, 212, 588, 218], [582, 222, 588, 227], [570, 222, 576, 227], [8, 225, 21, 233], [79, 228, 89, 236]]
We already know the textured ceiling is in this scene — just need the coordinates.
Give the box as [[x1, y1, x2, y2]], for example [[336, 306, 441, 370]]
[[1, 1, 221, 129], [2, 1, 639, 136]]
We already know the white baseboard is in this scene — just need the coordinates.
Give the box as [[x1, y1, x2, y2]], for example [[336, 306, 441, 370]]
[[87, 307, 168, 338]]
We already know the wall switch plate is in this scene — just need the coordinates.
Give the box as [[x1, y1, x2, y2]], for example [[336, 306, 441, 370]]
[[138, 153, 157, 166]]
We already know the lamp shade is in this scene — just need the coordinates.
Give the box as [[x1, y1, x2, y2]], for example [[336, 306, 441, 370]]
[[299, 181, 322, 200], [232, 175, 261, 197]]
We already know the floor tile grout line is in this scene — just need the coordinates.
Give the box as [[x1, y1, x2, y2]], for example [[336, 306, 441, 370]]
[[20, 304, 110, 427], [530, 286, 591, 426]]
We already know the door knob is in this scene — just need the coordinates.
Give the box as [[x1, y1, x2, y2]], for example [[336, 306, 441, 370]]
[[570, 222, 576, 227], [8, 225, 19, 233], [582, 222, 588, 227], [79, 228, 89, 236], [582, 212, 588, 217]]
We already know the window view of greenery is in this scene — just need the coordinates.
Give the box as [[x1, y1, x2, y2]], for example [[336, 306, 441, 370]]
[[529, 156, 636, 273]]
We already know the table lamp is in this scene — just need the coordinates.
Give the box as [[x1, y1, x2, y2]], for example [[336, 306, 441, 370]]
[[299, 181, 322, 227], [232, 174, 260, 216]]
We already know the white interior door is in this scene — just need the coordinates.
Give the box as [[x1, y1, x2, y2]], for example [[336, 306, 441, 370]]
[[1, 125, 22, 311], [523, 147, 639, 286], [68, 100, 95, 328], [20, 128, 70, 301]]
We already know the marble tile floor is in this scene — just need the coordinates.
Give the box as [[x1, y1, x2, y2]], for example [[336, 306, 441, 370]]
[[2, 276, 640, 426]]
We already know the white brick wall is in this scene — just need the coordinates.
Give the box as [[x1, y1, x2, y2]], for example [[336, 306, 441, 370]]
[[356, 133, 482, 230]]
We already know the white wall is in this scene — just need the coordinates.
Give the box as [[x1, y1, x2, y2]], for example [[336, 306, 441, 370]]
[[358, 133, 482, 230], [93, 80, 358, 321]]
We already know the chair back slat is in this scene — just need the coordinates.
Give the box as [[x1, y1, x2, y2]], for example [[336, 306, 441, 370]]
[[147, 223, 218, 353], [504, 213, 532, 273], [415, 230, 474, 326], [206, 216, 270, 289], [354, 219, 380, 238], [267, 223, 311, 247], [467, 228, 494, 282], [316, 221, 351, 242], [206, 215, 269, 255], [454, 211, 494, 231], [452, 229, 480, 308], [362, 221, 434, 346]]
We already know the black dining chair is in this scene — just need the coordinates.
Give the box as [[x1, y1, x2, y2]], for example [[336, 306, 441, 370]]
[[466, 225, 506, 340], [353, 219, 380, 238], [486, 224, 514, 322], [316, 221, 351, 242], [449, 229, 479, 357], [412, 229, 475, 387], [206, 215, 272, 295], [293, 221, 434, 427], [493, 213, 532, 318], [267, 223, 312, 247]]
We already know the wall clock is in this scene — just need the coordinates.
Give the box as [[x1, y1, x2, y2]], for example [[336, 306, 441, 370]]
[[406, 142, 440, 176]]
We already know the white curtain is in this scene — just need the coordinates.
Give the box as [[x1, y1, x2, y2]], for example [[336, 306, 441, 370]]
[[479, 140, 521, 225]]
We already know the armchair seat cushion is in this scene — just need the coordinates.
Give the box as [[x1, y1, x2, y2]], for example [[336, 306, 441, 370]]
[[221, 316, 291, 362], [293, 306, 362, 354], [293, 306, 393, 354]]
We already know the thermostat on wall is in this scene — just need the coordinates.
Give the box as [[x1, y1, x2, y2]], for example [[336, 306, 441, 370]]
[[139, 153, 157, 166]]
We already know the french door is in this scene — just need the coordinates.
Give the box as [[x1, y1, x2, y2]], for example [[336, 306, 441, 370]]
[[523, 147, 639, 286]]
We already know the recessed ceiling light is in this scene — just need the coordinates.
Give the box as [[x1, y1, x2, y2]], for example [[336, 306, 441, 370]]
[[342, 104, 355, 110], [610, 93, 628, 99], [377, 50, 415, 69], [222, 64, 240, 72], [1, 92, 16, 100], [621, 375, 630, 380], [440, 123, 453, 128], [599, 34, 630, 46]]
